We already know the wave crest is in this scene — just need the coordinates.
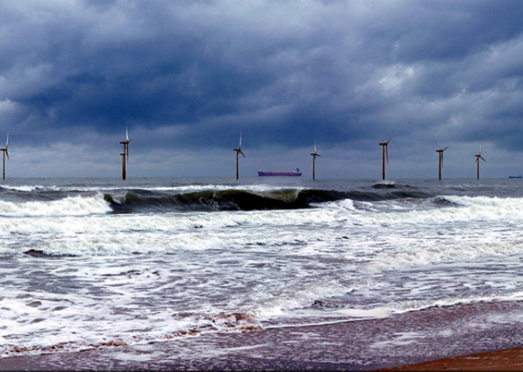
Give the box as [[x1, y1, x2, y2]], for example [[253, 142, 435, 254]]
[[0, 194, 111, 217]]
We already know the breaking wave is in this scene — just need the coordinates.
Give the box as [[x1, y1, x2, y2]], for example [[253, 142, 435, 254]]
[[0, 194, 112, 217], [104, 188, 432, 213]]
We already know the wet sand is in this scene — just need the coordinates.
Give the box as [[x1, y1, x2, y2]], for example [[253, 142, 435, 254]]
[[380, 347, 523, 371], [2, 347, 523, 372], [1, 301, 523, 370]]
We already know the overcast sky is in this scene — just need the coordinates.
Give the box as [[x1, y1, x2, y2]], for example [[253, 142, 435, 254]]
[[1, 0, 523, 179]]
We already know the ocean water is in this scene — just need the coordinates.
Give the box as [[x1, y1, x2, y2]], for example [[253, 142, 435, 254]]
[[1, 177, 523, 364]]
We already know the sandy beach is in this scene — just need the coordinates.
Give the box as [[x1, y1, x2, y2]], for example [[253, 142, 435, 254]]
[[380, 348, 523, 371], [2, 346, 522, 372]]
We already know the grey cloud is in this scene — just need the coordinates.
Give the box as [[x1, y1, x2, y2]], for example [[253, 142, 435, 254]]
[[0, 0, 522, 177]]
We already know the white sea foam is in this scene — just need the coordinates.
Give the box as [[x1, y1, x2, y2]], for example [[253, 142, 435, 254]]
[[263, 307, 392, 328], [365, 195, 523, 224], [314, 198, 356, 211], [0, 184, 305, 193], [370, 331, 423, 348], [0, 194, 111, 217], [254, 282, 354, 319], [368, 238, 523, 272], [346, 196, 523, 271], [386, 292, 523, 315], [0, 206, 350, 257], [0, 185, 46, 192]]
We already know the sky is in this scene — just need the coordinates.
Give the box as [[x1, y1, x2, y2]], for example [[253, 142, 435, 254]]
[[1, 0, 523, 179]]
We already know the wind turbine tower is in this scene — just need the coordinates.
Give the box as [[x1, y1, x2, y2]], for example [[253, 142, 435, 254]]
[[0, 133, 9, 180], [436, 142, 450, 181], [119, 127, 132, 180], [233, 133, 245, 180], [378, 133, 395, 180], [310, 141, 321, 180], [475, 144, 486, 180]]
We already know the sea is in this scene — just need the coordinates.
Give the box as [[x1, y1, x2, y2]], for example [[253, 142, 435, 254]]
[[2, 177, 523, 370]]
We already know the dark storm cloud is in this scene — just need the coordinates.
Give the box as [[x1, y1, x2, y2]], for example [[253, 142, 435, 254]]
[[1, 0, 523, 177]]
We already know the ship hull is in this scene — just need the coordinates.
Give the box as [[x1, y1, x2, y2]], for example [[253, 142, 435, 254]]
[[258, 172, 301, 177]]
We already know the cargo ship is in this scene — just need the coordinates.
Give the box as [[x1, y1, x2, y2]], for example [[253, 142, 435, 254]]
[[258, 168, 302, 177]]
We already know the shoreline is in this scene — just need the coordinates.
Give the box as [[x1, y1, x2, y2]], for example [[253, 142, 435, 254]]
[[1, 346, 522, 371], [1, 301, 523, 370]]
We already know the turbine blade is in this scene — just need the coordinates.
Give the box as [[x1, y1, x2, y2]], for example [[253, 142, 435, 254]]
[[437, 142, 442, 150], [387, 132, 396, 144], [479, 143, 482, 156], [380, 135, 385, 142], [6, 133, 8, 147], [314, 141, 317, 152], [126, 127, 129, 141], [5, 150, 8, 160], [239, 133, 242, 147], [481, 156, 486, 162], [443, 145, 450, 151], [240, 150, 246, 158]]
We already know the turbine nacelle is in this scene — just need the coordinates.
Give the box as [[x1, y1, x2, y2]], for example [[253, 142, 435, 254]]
[[122, 128, 131, 163], [379, 133, 395, 165], [436, 143, 450, 169], [121, 128, 133, 145], [233, 148, 246, 158], [436, 142, 450, 153], [379, 133, 395, 145], [475, 144, 486, 163], [233, 133, 245, 158], [233, 133, 245, 180], [475, 155, 487, 163], [3, 133, 8, 160]]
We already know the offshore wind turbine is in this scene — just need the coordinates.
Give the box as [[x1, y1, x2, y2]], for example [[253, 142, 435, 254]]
[[378, 133, 395, 180], [119, 127, 132, 180], [475, 144, 486, 180], [436, 142, 450, 181], [233, 133, 245, 180], [0, 133, 9, 180], [310, 141, 321, 180]]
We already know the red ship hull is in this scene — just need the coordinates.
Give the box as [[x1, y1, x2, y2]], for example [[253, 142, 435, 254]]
[[258, 171, 301, 177]]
